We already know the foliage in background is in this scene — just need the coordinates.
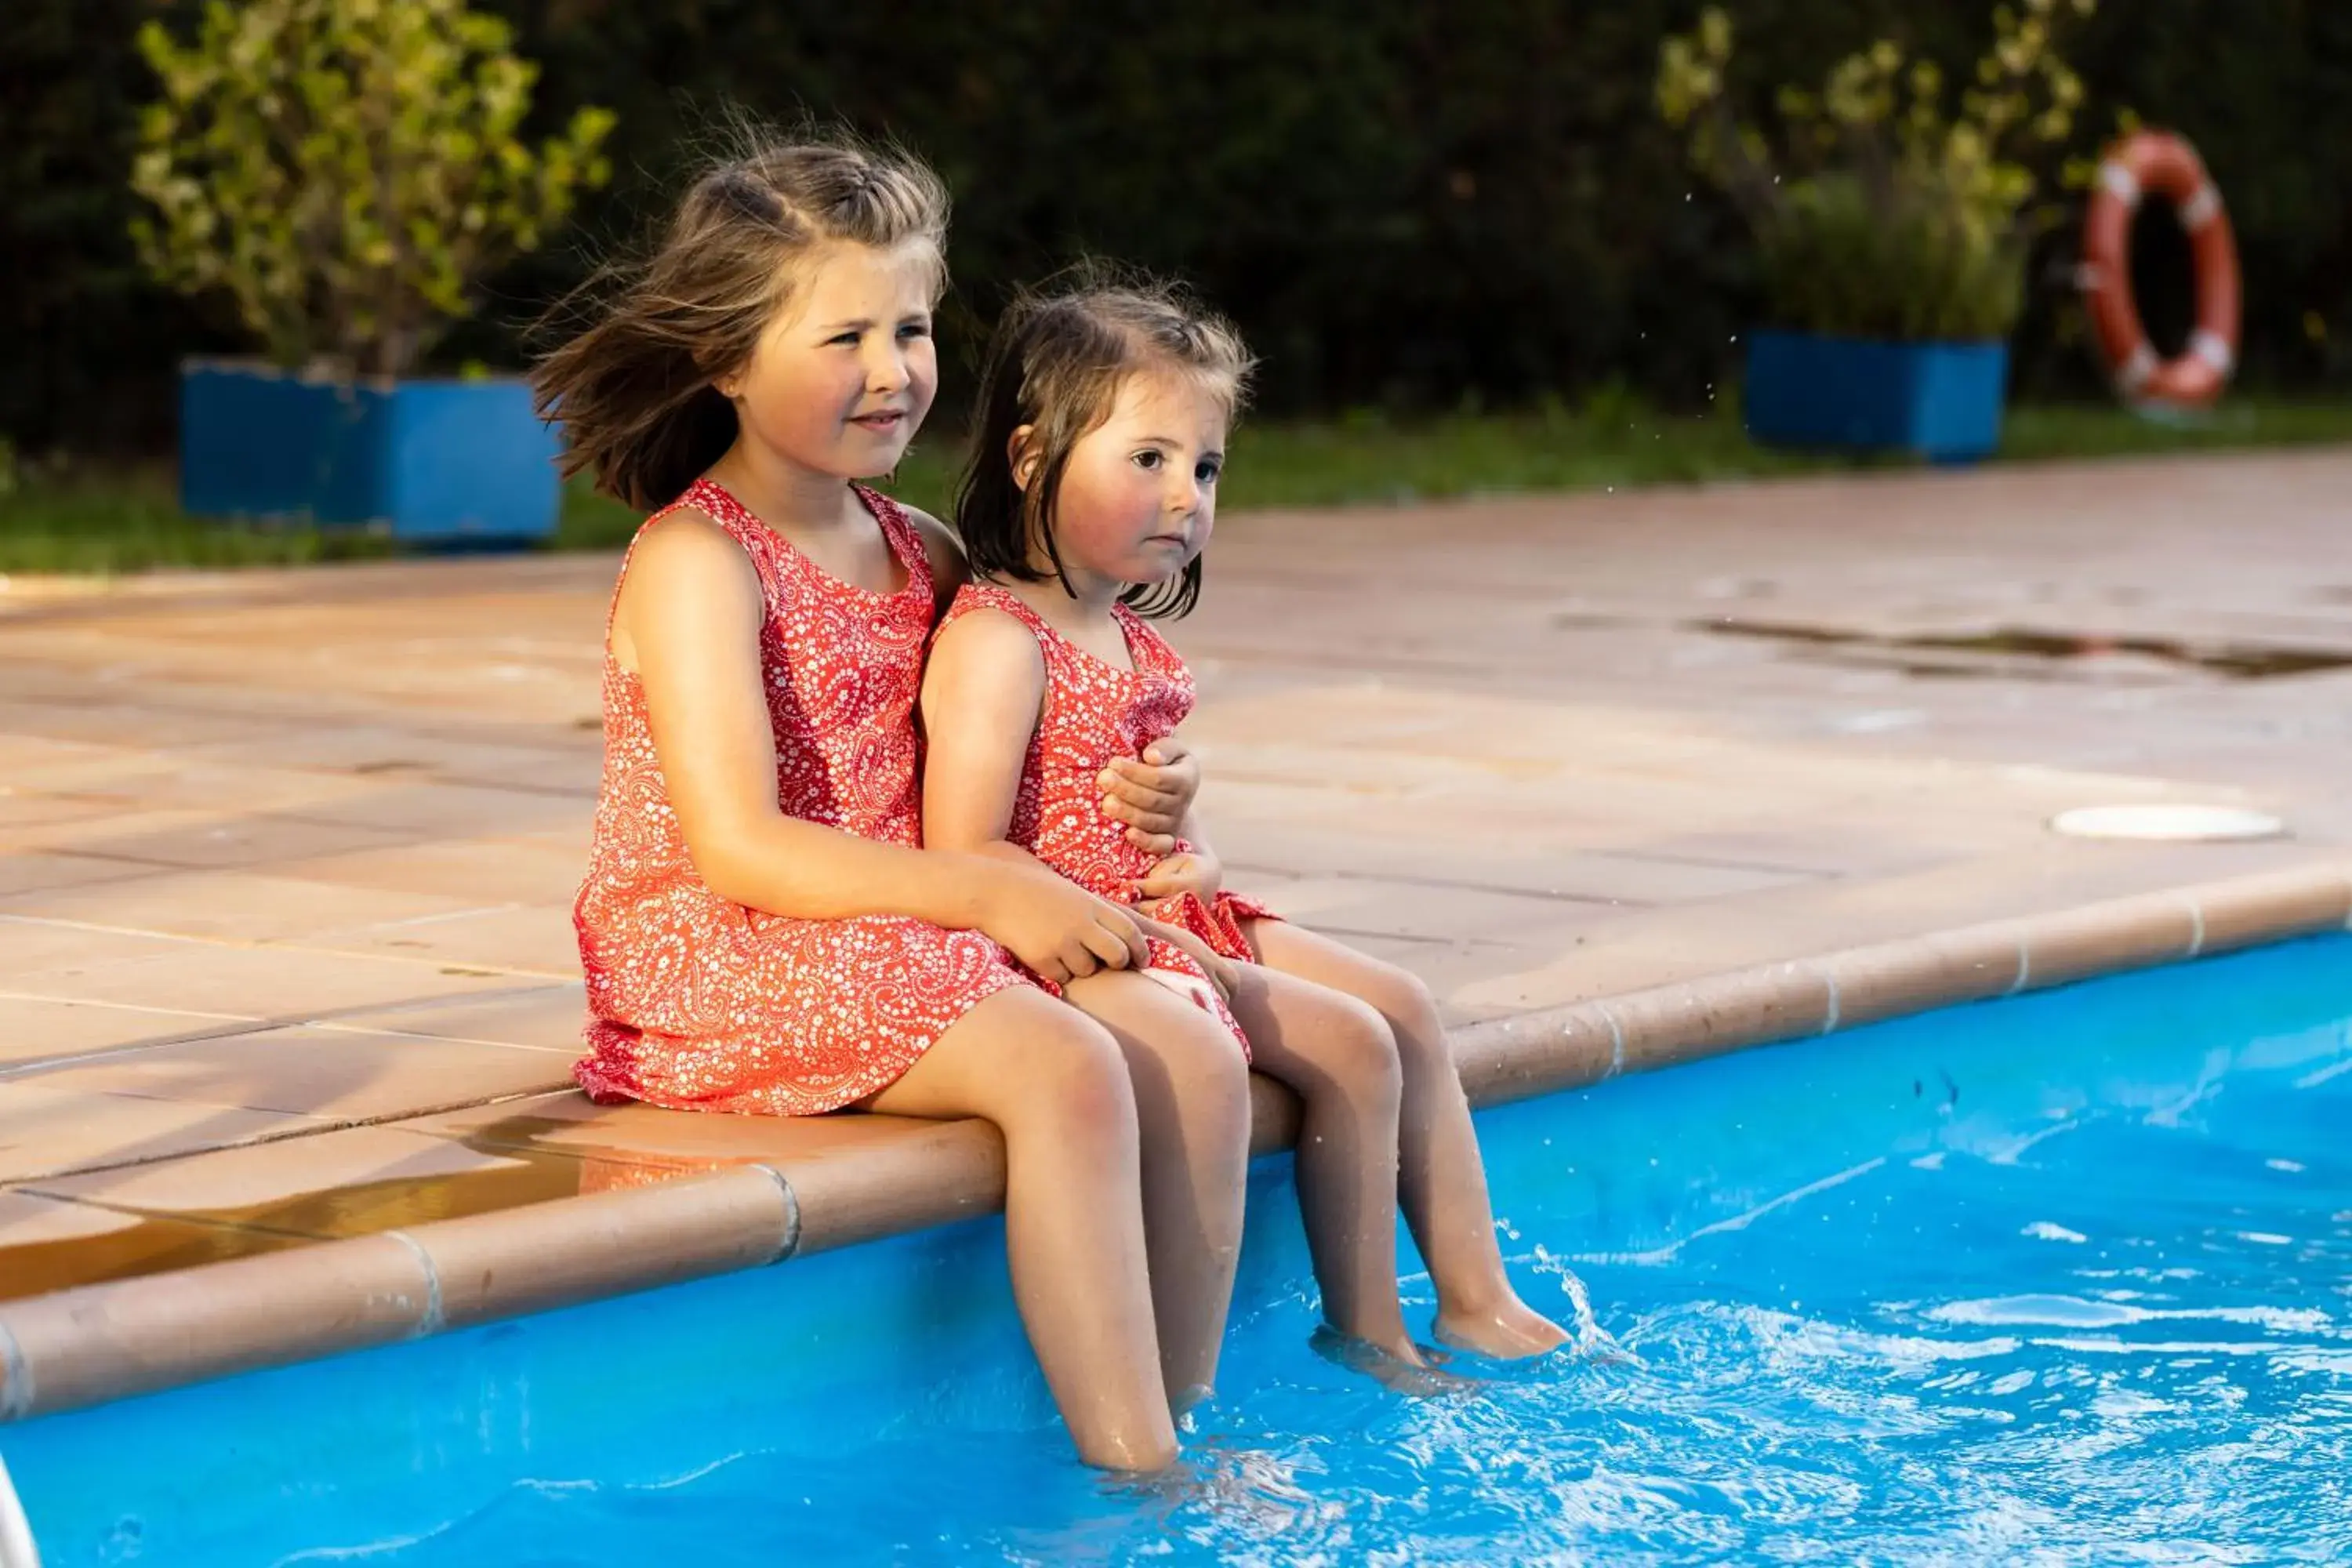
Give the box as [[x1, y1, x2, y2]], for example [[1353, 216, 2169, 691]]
[[130, 0, 615, 376], [1658, 0, 2095, 340], [14, 394, 2352, 575], [4, 0, 2347, 452]]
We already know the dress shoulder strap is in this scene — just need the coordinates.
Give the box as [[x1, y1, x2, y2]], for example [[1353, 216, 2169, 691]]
[[938, 578, 1053, 640], [1113, 603, 1191, 687], [854, 483, 934, 600]]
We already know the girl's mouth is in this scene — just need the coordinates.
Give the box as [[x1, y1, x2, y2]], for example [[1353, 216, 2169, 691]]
[[849, 410, 906, 431]]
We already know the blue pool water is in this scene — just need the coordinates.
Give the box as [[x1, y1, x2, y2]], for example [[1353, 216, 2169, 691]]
[[9, 935, 2350, 1564]]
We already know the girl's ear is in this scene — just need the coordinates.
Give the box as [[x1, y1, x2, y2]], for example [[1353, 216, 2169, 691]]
[[1007, 423, 1042, 493]]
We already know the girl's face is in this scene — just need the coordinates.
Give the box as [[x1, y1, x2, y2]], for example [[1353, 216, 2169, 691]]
[[1030, 368, 1229, 589], [718, 240, 938, 480]]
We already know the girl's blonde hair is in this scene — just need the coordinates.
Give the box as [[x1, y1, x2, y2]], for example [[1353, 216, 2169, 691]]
[[954, 266, 1254, 619], [533, 125, 949, 509]]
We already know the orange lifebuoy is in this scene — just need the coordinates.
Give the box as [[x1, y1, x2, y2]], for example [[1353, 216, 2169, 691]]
[[2079, 130, 2241, 408]]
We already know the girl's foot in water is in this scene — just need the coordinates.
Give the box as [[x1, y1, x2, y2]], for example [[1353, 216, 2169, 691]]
[[1433, 1296, 1571, 1359], [1099, 1438, 1306, 1526], [1308, 1324, 1481, 1398]]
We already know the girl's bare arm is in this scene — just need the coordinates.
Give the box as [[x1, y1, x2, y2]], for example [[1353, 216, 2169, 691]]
[[615, 514, 1143, 975], [902, 506, 1202, 847]]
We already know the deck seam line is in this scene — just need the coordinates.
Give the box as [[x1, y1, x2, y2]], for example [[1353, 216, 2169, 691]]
[[750, 1163, 801, 1261], [1820, 966, 1842, 1034], [2186, 898, 2208, 957], [383, 1230, 445, 1335], [2007, 933, 2032, 996], [1598, 1004, 1625, 1076]]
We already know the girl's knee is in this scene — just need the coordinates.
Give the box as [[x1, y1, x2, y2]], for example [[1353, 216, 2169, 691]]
[[1312, 993, 1403, 1100], [1006, 1013, 1136, 1134], [1360, 960, 1444, 1037], [1170, 1022, 1254, 1130]]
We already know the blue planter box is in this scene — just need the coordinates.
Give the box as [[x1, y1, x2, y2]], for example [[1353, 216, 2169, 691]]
[[179, 361, 561, 543], [1744, 330, 2007, 463]]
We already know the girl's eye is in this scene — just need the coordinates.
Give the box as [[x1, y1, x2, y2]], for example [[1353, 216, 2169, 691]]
[[1196, 461, 1222, 485], [827, 331, 861, 347], [897, 322, 931, 340], [1132, 450, 1163, 470]]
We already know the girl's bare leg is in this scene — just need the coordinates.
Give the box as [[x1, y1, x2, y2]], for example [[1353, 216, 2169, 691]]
[[1062, 969, 1254, 1410], [865, 986, 1177, 1471], [1220, 964, 1422, 1366], [1247, 920, 1569, 1358]]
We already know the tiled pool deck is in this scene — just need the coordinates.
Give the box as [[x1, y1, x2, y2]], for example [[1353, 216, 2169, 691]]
[[3, 450, 2350, 1417]]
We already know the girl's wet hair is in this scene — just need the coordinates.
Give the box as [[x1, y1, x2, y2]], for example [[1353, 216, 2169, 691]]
[[532, 122, 949, 510], [954, 267, 1254, 619]]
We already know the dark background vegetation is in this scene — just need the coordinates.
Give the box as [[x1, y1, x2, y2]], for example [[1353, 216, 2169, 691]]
[[7, 0, 2347, 457]]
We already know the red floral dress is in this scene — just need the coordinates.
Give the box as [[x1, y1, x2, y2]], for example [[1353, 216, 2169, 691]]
[[573, 479, 1033, 1115], [935, 581, 1280, 1053]]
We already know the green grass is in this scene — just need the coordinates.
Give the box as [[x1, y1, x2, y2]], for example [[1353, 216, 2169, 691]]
[[8, 396, 2352, 575]]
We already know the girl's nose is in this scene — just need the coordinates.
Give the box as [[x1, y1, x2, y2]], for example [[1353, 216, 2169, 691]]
[[865, 343, 909, 394]]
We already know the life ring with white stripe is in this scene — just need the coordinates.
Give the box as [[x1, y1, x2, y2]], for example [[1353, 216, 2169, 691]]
[[2078, 130, 2241, 408]]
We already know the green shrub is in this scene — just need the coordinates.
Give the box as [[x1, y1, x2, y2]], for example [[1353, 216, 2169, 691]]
[[1660, 1, 2096, 342], [129, 0, 615, 376]]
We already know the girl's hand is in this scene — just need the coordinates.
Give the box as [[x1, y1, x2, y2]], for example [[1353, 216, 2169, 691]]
[[1131, 850, 1223, 906], [1136, 916, 1240, 1004], [977, 858, 1149, 985], [1100, 739, 1199, 856]]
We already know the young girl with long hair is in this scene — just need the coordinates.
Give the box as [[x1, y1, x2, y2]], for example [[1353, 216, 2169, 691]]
[[534, 132, 1214, 1472], [920, 274, 1569, 1396]]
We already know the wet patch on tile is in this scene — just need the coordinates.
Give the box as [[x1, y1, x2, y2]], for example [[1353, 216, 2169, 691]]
[[0, 1188, 307, 1301], [24, 1124, 710, 1243], [1692, 618, 2352, 682]]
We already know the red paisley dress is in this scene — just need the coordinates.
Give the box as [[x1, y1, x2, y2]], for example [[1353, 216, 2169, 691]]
[[573, 478, 1033, 1115], [935, 581, 1280, 1054]]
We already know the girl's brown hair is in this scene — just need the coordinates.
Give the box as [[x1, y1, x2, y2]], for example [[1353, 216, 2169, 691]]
[[533, 125, 949, 510], [954, 267, 1254, 619]]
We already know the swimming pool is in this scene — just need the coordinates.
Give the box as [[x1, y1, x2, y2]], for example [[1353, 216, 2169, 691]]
[[7, 934, 2349, 1564]]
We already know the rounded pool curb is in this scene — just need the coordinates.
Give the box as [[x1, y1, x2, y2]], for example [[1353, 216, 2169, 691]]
[[3, 858, 2347, 1425]]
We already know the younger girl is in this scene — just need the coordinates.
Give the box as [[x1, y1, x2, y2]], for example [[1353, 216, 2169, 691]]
[[533, 133, 1215, 1473], [921, 277, 1568, 1393]]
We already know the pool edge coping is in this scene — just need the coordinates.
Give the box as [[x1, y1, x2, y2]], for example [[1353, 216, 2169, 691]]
[[4, 855, 2347, 1425]]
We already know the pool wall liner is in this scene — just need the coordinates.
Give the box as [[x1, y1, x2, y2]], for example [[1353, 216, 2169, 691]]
[[2, 857, 2346, 1424]]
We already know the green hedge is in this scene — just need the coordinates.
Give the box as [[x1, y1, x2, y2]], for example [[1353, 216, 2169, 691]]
[[5, 0, 2347, 455]]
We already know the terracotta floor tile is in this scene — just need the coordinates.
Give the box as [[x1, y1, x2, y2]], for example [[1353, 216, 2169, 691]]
[[0, 793, 133, 833], [0, 695, 291, 750], [177, 725, 594, 786], [5, 754, 367, 817], [290, 782, 587, 837], [1248, 876, 1617, 943], [13, 1025, 575, 1121], [0, 1080, 323, 1182], [25, 1123, 645, 1237], [0, 867, 484, 944], [8, 942, 535, 1018], [0, 1187, 307, 1301], [0, 851, 158, 899], [270, 837, 588, 906], [0, 917, 201, 978], [0, 996, 254, 1065], [328, 982, 586, 1051], [0, 807, 226, 857], [61, 811, 420, 872], [303, 902, 580, 974]]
